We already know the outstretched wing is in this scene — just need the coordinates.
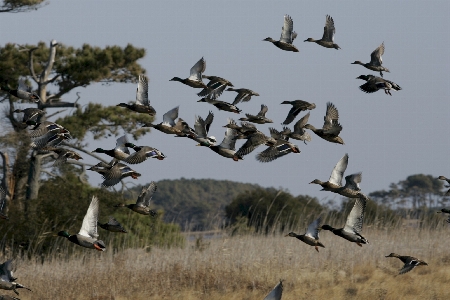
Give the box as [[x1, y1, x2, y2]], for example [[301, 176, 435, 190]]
[[204, 111, 214, 134], [344, 173, 362, 191], [264, 280, 283, 300], [107, 216, 121, 226], [188, 57, 206, 81], [194, 115, 207, 138], [220, 127, 238, 150], [370, 42, 384, 66], [329, 153, 348, 186], [257, 104, 269, 117], [343, 195, 367, 234], [115, 135, 130, 156], [78, 196, 99, 239], [305, 216, 322, 240], [162, 106, 179, 127], [321, 15, 335, 42], [399, 260, 420, 275], [280, 15, 295, 44], [293, 112, 310, 133], [136, 181, 157, 207], [136, 74, 149, 106], [322, 102, 339, 130], [0, 259, 14, 281]]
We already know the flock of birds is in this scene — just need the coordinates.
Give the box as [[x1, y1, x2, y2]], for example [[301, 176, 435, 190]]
[[0, 13, 446, 300]]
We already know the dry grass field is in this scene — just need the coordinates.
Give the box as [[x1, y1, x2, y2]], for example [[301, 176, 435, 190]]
[[4, 225, 450, 300]]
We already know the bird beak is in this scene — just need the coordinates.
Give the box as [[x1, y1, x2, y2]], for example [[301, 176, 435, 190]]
[[93, 244, 105, 251], [437, 211, 442, 214], [284, 234, 289, 237], [317, 227, 322, 231]]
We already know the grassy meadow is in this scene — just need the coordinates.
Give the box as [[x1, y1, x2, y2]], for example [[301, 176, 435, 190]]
[[5, 223, 450, 300]]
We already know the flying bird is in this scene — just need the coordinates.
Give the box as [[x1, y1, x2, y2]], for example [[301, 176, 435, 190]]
[[263, 15, 299, 52], [239, 104, 273, 124], [197, 75, 233, 99], [304, 102, 344, 145], [304, 15, 340, 49], [98, 217, 127, 233], [170, 57, 207, 88], [318, 194, 369, 247], [0, 259, 31, 295], [356, 75, 401, 95], [352, 42, 390, 77], [117, 74, 156, 115], [226, 88, 259, 105], [285, 216, 324, 252], [57, 196, 106, 251], [280, 100, 316, 125], [281, 112, 312, 144], [385, 253, 428, 275], [114, 182, 158, 216]]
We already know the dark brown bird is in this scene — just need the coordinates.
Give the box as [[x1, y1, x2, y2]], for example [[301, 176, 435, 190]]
[[280, 100, 316, 125], [385, 253, 428, 275]]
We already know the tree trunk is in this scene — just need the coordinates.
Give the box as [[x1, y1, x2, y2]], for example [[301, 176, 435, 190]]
[[26, 151, 42, 203]]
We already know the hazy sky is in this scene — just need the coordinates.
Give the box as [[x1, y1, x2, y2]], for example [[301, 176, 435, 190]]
[[1, 1, 449, 203]]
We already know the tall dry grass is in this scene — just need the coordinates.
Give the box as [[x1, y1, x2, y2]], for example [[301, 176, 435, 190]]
[[5, 224, 450, 300]]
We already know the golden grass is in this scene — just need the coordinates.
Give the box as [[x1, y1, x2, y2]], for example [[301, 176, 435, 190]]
[[5, 227, 450, 299]]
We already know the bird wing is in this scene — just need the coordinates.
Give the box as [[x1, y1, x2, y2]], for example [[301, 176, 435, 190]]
[[399, 262, 419, 275], [305, 216, 322, 240], [52, 150, 70, 167], [123, 148, 150, 164], [269, 127, 286, 141], [343, 195, 367, 234], [194, 115, 207, 138], [198, 79, 228, 99], [28, 121, 58, 138], [107, 216, 121, 226], [280, 15, 295, 44], [219, 128, 238, 150], [370, 42, 384, 66], [235, 132, 268, 157], [101, 164, 125, 187], [0, 259, 14, 282], [135, 74, 149, 106], [344, 173, 362, 191], [321, 15, 335, 42], [325, 120, 343, 136], [204, 111, 214, 134], [359, 81, 379, 94], [256, 145, 288, 163], [18, 78, 29, 92], [263, 281, 283, 300], [322, 102, 340, 131], [232, 91, 249, 105], [136, 181, 157, 207], [329, 153, 348, 186], [162, 106, 179, 127], [78, 196, 99, 239], [188, 57, 206, 81], [293, 112, 310, 133], [257, 104, 268, 117], [115, 135, 131, 155]]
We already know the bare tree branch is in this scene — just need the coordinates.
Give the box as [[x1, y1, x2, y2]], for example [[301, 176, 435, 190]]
[[46, 109, 67, 119], [41, 170, 57, 177], [38, 101, 81, 110], [61, 142, 108, 163], [28, 47, 39, 83], [43, 74, 60, 85]]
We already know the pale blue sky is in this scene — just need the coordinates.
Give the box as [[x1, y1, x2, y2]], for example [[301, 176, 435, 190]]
[[1, 1, 449, 203]]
